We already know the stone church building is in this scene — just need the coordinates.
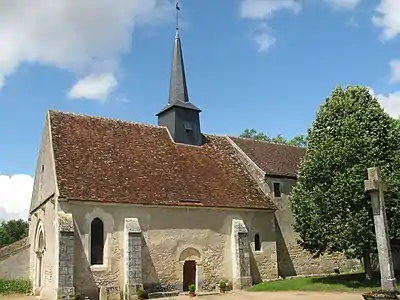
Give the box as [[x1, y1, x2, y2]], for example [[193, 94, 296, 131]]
[[1, 29, 359, 299]]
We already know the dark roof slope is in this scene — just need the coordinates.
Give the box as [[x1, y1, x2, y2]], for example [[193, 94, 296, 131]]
[[230, 137, 305, 178], [49, 111, 275, 210]]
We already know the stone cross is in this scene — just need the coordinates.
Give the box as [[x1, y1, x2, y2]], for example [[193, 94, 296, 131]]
[[364, 167, 397, 290]]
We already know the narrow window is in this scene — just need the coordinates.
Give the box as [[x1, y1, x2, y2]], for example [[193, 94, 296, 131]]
[[90, 218, 104, 265], [254, 234, 261, 251], [273, 182, 281, 198]]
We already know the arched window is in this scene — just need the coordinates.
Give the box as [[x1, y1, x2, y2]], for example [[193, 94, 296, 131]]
[[254, 233, 261, 251], [90, 218, 104, 265]]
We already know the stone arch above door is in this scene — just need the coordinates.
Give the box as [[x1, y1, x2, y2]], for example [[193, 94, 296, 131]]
[[177, 247, 203, 292], [178, 247, 201, 262]]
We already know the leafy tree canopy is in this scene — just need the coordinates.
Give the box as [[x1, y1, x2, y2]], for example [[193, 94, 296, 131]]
[[239, 129, 307, 147], [0, 219, 28, 248], [289, 85, 400, 274]]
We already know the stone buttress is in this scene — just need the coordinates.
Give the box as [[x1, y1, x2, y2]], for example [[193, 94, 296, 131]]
[[231, 219, 252, 289], [57, 212, 75, 299], [124, 218, 142, 299]]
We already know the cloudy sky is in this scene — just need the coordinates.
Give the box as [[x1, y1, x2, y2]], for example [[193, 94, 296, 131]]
[[0, 0, 399, 221]]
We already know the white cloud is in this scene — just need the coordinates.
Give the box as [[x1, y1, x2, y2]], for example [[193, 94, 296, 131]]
[[240, 0, 301, 52], [68, 73, 117, 101], [389, 59, 400, 84], [345, 17, 359, 28], [373, 0, 400, 40], [0, 0, 173, 90], [251, 22, 276, 52], [325, 0, 361, 10], [0, 174, 34, 221], [240, 0, 301, 20], [369, 88, 400, 118], [253, 32, 276, 52]]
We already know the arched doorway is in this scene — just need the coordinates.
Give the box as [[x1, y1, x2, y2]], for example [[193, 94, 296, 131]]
[[178, 247, 202, 292], [183, 260, 196, 291]]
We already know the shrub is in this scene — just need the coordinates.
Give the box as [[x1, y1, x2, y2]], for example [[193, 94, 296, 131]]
[[188, 284, 196, 293], [219, 280, 227, 291], [0, 279, 32, 294], [137, 287, 148, 299]]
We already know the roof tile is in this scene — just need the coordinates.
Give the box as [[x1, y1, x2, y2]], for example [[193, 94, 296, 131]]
[[49, 111, 275, 210], [230, 137, 305, 178]]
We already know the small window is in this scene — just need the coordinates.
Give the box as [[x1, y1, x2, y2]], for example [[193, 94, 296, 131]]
[[41, 165, 45, 172], [273, 182, 281, 198], [254, 234, 261, 251], [90, 218, 104, 265], [184, 122, 193, 132]]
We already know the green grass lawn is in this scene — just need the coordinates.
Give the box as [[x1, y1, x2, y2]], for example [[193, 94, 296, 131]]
[[250, 272, 400, 292]]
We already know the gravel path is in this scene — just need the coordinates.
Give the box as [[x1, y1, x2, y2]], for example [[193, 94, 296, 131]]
[[0, 291, 364, 300]]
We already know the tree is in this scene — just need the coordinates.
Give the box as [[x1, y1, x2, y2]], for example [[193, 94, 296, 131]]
[[239, 129, 307, 147], [289, 85, 400, 280], [287, 134, 308, 147], [0, 219, 29, 248], [240, 129, 271, 142]]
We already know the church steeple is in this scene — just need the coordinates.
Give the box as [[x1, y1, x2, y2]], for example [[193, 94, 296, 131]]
[[156, 1, 203, 146], [167, 29, 195, 107]]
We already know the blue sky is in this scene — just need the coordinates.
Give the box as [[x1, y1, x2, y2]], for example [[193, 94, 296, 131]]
[[0, 0, 399, 220]]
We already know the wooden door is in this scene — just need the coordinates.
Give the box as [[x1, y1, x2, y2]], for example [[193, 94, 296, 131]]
[[183, 260, 196, 291]]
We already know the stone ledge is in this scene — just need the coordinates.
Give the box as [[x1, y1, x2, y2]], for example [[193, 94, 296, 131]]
[[125, 218, 141, 233], [148, 291, 180, 298], [58, 212, 74, 233]]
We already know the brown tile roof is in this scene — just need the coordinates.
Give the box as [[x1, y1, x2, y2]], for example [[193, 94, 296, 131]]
[[230, 137, 305, 179], [49, 111, 275, 210]]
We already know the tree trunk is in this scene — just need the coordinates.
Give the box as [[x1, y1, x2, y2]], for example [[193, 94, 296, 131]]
[[363, 251, 373, 281]]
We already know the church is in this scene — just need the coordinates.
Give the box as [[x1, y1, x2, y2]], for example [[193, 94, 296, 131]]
[[2, 26, 359, 300]]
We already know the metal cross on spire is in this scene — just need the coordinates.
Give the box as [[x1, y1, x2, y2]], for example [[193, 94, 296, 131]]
[[175, 0, 180, 32]]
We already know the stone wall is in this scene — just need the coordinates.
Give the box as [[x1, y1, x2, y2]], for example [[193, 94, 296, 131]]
[[29, 198, 59, 300], [27, 110, 62, 299], [264, 177, 361, 276], [61, 202, 277, 296], [0, 238, 30, 280], [29, 111, 58, 213], [227, 137, 361, 277]]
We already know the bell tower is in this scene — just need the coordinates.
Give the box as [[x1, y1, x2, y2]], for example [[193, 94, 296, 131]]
[[156, 1, 203, 146]]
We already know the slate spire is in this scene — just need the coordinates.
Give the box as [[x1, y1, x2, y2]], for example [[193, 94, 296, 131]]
[[168, 28, 190, 105], [156, 1, 203, 146]]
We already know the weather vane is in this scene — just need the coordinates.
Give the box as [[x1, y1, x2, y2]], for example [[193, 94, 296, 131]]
[[175, 0, 180, 31]]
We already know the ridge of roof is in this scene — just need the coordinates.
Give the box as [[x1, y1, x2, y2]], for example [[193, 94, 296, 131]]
[[48, 111, 305, 151], [48, 109, 167, 130], [230, 136, 306, 150]]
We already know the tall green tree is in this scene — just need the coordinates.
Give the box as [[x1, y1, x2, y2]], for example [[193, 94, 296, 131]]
[[239, 129, 307, 147], [0, 219, 28, 248], [290, 85, 400, 280]]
